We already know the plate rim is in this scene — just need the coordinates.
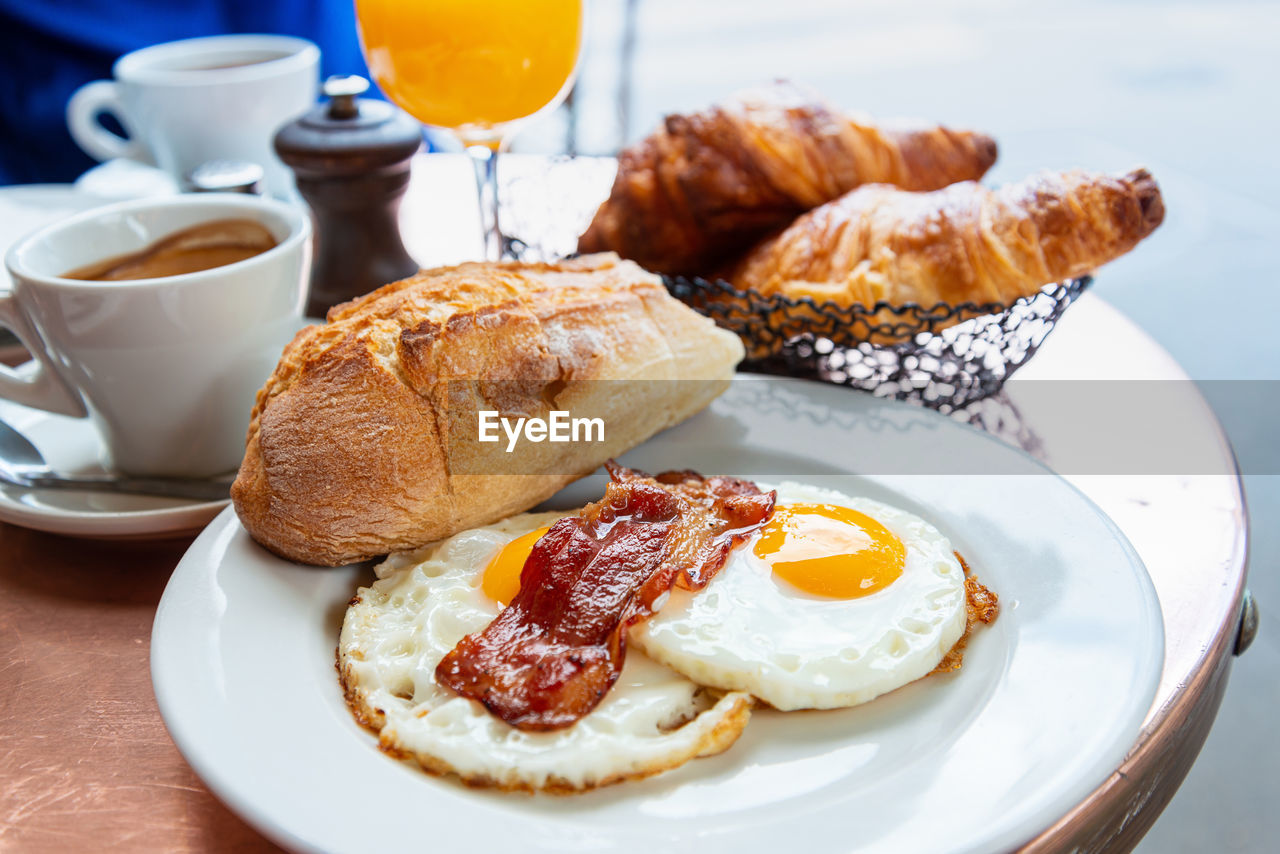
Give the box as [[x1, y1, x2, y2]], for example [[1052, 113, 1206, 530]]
[[150, 375, 1165, 853]]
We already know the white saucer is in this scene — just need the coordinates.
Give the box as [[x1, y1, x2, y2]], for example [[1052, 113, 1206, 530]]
[[73, 159, 180, 200], [0, 396, 229, 539]]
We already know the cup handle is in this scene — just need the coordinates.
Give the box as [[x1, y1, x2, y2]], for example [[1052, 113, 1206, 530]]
[[66, 80, 146, 163], [0, 292, 88, 417]]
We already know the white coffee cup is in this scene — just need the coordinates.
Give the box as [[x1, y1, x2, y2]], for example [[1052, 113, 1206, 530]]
[[67, 35, 319, 199], [1, 195, 310, 477]]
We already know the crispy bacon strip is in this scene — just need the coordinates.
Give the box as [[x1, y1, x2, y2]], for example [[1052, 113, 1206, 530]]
[[435, 463, 776, 731]]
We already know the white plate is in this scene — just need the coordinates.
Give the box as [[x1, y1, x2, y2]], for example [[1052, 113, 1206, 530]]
[[151, 376, 1163, 854], [0, 397, 228, 539]]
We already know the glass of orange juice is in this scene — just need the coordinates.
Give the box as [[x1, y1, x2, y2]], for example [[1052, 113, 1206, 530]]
[[356, 0, 583, 260]]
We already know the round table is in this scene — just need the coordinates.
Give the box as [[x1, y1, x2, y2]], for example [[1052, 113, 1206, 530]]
[[0, 156, 1253, 852], [1000, 295, 1252, 852]]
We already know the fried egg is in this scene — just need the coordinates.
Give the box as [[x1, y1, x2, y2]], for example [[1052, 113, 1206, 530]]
[[629, 482, 968, 711], [339, 511, 752, 793]]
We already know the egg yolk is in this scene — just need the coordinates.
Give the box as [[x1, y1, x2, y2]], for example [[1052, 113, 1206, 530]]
[[482, 526, 550, 606], [754, 503, 905, 599]]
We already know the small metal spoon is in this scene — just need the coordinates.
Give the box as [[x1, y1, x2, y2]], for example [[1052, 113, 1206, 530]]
[[0, 419, 232, 502]]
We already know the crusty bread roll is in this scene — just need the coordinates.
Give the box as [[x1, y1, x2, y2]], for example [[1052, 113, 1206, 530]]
[[231, 254, 744, 566]]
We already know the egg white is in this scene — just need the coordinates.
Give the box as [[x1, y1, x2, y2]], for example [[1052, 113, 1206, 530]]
[[339, 511, 752, 793], [629, 482, 968, 711]]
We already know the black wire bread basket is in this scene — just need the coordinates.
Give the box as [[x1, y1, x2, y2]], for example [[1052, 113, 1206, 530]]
[[661, 275, 1091, 414], [498, 156, 1088, 418]]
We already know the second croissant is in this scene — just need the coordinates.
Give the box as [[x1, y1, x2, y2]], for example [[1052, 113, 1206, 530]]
[[727, 168, 1165, 312]]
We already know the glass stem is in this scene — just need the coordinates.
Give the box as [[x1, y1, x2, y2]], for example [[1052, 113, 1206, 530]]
[[466, 143, 506, 261]]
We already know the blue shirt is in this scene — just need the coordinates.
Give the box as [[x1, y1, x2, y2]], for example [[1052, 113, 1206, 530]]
[[0, 0, 377, 184]]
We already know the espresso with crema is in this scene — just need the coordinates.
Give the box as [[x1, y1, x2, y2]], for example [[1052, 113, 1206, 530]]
[[64, 219, 277, 281]]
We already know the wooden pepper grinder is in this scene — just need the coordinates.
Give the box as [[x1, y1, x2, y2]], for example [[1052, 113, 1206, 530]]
[[274, 75, 422, 319]]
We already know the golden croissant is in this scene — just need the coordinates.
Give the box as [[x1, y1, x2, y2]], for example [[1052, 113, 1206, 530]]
[[727, 168, 1165, 310], [578, 82, 999, 276]]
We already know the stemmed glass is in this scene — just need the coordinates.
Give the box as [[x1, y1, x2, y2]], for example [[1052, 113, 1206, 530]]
[[355, 0, 584, 261]]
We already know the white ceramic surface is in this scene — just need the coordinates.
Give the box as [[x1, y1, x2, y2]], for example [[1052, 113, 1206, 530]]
[[66, 34, 319, 198], [151, 377, 1164, 854], [74, 159, 181, 200], [2, 193, 310, 476], [0, 397, 227, 539], [0, 186, 119, 269]]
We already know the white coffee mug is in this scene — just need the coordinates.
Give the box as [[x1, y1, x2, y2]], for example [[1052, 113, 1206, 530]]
[[1, 195, 310, 477], [66, 35, 319, 198]]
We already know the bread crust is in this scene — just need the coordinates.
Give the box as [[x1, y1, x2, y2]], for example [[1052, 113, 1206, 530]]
[[231, 254, 743, 566]]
